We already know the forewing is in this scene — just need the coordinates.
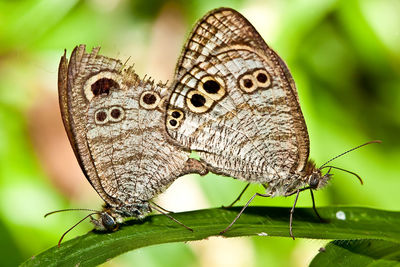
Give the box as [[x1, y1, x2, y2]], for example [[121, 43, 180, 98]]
[[59, 45, 196, 207], [166, 8, 309, 183]]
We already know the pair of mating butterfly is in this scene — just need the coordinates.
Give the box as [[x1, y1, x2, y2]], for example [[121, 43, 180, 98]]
[[50, 7, 379, 245]]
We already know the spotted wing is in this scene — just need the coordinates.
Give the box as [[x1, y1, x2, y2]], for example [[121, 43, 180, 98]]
[[166, 8, 309, 186], [58, 45, 202, 209]]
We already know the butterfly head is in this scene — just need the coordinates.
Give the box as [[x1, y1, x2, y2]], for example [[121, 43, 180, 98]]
[[95, 210, 120, 231], [94, 202, 151, 230], [304, 160, 332, 190], [45, 207, 122, 246], [307, 169, 332, 190]]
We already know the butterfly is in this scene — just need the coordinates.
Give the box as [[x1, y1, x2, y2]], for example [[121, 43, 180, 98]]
[[54, 45, 207, 244], [164, 7, 379, 237], [53, 8, 378, 243]]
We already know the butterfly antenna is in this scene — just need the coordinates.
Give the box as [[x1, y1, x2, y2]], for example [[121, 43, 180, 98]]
[[57, 212, 99, 247], [44, 208, 100, 218], [319, 140, 381, 169], [320, 165, 364, 185]]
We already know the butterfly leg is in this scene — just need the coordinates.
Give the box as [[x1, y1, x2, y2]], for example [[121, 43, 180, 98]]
[[58, 212, 99, 247], [289, 189, 301, 240], [150, 204, 193, 232], [309, 189, 326, 223], [222, 183, 250, 208], [220, 192, 271, 235]]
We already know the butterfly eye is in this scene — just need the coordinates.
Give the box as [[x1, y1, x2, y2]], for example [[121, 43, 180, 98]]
[[198, 76, 226, 101], [239, 73, 258, 93], [108, 106, 125, 122], [253, 69, 271, 88], [139, 91, 160, 110], [309, 173, 320, 189], [186, 90, 213, 113], [101, 212, 118, 231], [94, 109, 109, 125]]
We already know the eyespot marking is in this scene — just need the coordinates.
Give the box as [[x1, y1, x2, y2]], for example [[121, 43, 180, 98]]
[[254, 69, 271, 88], [108, 106, 125, 122], [191, 93, 206, 107], [203, 80, 220, 94], [110, 108, 121, 119], [84, 71, 123, 101], [238, 69, 271, 93], [96, 111, 107, 121], [169, 119, 177, 126], [143, 93, 157, 105], [171, 111, 181, 118], [167, 119, 179, 129], [257, 73, 267, 83], [166, 108, 185, 130], [91, 78, 119, 96], [139, 91, 160, 109], [168, 109, 184, 120], [95, 109, 108, 125], [198, 76, 226, 101], [244, 78, 253, 88], [238, 74, 257, 93], [186, 90, 214, 113]]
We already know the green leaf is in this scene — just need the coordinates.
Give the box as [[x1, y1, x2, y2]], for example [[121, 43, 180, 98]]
[[310, 239, 400, 266], [21, 206, 400, 267]]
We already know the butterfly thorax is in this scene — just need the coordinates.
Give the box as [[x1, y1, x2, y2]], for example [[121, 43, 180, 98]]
[[265, 160, 331, 197]]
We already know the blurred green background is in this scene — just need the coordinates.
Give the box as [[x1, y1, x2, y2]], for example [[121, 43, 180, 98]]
[[0, 0, 399, 266]]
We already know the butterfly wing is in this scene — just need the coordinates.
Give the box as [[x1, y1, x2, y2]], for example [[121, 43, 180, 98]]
[[166, 8, 309, 186], [58, 45, 201, 210]]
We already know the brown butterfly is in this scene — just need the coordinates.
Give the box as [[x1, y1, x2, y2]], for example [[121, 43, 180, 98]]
[[52, 45, 207, 245], [164, 7, 380, 237]]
